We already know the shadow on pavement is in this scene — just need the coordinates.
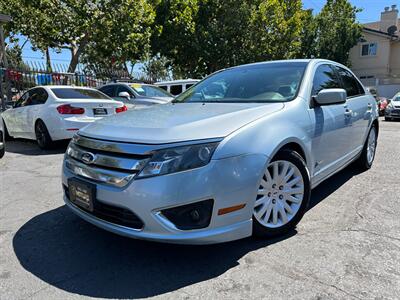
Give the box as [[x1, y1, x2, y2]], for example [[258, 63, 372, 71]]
[[5, 139, 68, 156], [308, 165, 363, 211], [13, 206, 295, 298], [13, 164, 362, 298]]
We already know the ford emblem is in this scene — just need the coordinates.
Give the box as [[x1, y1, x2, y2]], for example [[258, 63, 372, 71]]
[[81, 152, 96, 164]]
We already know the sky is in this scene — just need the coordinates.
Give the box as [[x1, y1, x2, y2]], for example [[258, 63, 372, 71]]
[[12, 0, 400, 69]]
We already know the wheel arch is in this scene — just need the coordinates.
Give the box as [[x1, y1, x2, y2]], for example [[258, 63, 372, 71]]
[[274, 142, 307, 163]]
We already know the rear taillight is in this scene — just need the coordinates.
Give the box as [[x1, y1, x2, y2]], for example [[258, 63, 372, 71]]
[[116, 105, 128, 113], [57, 104, 85, 114]]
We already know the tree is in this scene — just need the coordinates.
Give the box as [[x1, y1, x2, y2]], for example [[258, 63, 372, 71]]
[[0, 0, 155, 73], [141, 54, 171, 82], [300, 0, 362, 65], [152, 0, 305, 78]]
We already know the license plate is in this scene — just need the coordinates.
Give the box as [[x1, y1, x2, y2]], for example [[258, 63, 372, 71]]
[[68, 178, 96, 212], [93, 108, 107, 115]]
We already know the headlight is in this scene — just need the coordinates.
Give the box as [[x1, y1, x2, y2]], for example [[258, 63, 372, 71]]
[[387, 102, 394, 110], [137, 142, 219, 178]]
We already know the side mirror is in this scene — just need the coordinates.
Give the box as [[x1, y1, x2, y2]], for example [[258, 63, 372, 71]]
[[118, 91, 131, 99], [314, 88, 347, 106]]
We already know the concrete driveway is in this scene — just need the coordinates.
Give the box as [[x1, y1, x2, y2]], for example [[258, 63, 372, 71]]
[[1, 119, 399, 299]]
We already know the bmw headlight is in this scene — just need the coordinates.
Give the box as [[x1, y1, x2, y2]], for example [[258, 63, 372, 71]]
[[137, 142, 219, 178]]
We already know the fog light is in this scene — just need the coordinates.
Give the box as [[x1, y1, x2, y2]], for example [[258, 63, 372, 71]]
[[161, 199, 213, 230]]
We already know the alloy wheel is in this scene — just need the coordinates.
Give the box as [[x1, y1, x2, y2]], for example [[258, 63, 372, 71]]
[[367, 127, 376, 165], [35, 123, 46, 147], [254, 160, 304, 228]]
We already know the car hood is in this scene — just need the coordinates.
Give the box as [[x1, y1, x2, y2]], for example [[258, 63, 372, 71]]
[[79, 102, 284, 144], [392, 100, 400, 107]]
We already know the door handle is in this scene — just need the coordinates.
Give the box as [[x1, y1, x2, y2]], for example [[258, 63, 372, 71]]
[[344, 109, 353, 117], [367, 103, 372, 110]]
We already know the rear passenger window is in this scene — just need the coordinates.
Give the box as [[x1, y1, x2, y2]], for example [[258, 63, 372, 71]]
[[31, 88, 48, 105], [335, 67, 365, 97], [312, 64, 341, 96], [170, 85, 183, 95], [99, 86, 116, 97]]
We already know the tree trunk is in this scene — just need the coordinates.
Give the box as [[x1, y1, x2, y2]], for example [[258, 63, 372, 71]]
[[67, 37, 88, 74], [45, 48, 52, 72]]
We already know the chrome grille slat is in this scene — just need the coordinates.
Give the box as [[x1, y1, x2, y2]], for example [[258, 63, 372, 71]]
[[65, 135, 156, 187], [65, 157, 135, 187], [67, 142, 148, 172], [74, 134, 222, 155]]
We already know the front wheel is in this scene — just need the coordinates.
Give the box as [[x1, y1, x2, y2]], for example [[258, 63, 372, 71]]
[[384, 116, 392, 121], [35, 120, 53, 150], [253, 150, 311, 238]]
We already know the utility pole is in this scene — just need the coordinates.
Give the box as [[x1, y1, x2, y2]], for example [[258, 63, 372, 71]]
[[0, 13, 12, 111]]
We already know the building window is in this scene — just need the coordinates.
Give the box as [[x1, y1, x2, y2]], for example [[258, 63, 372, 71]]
[[361, 43, 377, 56]]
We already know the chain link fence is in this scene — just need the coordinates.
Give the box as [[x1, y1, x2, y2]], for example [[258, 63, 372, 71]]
[[0, 62, 153, 111]]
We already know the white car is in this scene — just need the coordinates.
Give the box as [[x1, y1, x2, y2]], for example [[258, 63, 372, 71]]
[[154, 79, 200, 96], [2, 86, 127, 149]]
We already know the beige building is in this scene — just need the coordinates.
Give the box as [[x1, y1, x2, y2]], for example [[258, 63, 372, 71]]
[[349, 4, 400, 98]]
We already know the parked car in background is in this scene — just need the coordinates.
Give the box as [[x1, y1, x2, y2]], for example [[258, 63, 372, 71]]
[[0, 114, 5, 158], [62, 59, 378, 244], [98, 82, 174, 108], [385, 92, 400, 121], [377, 97, 389, 116], [2, 86, 126, 149], [154, 79, 200, 96]]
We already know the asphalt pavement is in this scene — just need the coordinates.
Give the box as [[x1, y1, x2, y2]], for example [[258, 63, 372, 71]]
[[0, 118, 399, 300]]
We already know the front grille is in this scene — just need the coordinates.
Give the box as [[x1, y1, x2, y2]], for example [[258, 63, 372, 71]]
[[65, 135, 153, 187], [64, 185, 144, 230]]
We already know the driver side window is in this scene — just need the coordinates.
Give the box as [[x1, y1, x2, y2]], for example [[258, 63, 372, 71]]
[[117, 86, 135, 98], [312, 64, 341, 96], [14, 91, 31, 108]]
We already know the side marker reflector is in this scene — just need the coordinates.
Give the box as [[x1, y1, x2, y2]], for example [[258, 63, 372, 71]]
[[218, 204, 246, 215]]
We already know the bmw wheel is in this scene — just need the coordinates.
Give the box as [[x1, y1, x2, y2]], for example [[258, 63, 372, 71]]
[[253, 150, 310, 237], [35, 120, 53, 150]]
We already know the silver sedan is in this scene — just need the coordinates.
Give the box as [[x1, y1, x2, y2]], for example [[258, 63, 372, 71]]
[[62, 59, 379, 244]]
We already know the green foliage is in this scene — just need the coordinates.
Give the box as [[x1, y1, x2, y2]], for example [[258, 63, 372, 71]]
[[1, 0, 155, 73], [1, 0, 362, 77], [299, 0, 362, 65], [152, 0, 306, 77], [141, 54, 171, 82]]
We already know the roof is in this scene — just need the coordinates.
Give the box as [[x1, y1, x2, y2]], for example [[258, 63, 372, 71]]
[[155, 79, 201, 85], [41, 85, 97, 90], [362, 27, 399, 38], [363, 18, 400, 31]]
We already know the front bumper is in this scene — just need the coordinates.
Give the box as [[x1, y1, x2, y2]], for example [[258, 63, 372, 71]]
[[62, 153, 267, 244], [385, 108, 400, 119]]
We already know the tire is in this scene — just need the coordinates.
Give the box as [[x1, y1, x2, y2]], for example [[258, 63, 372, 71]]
[[384, 117, 392, 121], [253, 150, 311, 238], [35, 120, 53, 149], [354, 125, 377, 171], [0, 138, 4, 158]]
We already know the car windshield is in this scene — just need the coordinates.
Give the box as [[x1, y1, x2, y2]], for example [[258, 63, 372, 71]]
[[393, 95, 400, 102], [174, 62, 307, 103], [131, 84, 172, 97], [51, 88, 111, 99]]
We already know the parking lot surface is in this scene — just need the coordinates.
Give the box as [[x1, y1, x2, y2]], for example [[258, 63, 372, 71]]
[[0, 119, 399, 300]]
